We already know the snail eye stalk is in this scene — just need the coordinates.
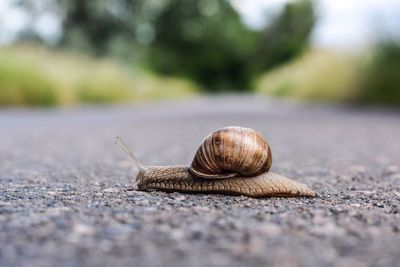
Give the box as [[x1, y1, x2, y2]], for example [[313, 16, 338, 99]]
[[116, 136, 145, 174]]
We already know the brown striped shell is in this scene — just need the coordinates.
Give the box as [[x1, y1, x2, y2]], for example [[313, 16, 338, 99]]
[[189, 126, 272, 179]]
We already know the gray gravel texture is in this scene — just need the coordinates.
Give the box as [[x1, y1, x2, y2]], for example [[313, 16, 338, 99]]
[[1, 96, 400, 267]]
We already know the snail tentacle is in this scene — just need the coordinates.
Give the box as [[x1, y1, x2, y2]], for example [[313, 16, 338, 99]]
[[116, 136, 146, 183]]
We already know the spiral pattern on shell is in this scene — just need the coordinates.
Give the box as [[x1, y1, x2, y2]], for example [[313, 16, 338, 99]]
[[189, 126, 272, 179]]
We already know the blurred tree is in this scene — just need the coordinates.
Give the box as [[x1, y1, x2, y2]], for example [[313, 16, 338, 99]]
[[14, 0, 143, 56], [14, 0, 316, 92], [146, 0, 256, 91], [250, 0, 315, 74], [356, 42, 400, 105], [56, 0, 141, 56]]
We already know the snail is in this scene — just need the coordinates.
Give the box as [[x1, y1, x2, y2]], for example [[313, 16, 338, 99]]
[[116, 126, 315, 198]]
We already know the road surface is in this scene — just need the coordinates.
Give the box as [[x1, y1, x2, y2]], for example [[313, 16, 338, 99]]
[[1, 96, 400, 267]]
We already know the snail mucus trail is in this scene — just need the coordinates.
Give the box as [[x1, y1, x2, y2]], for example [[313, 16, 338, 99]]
[[116, 126, 316, 198]]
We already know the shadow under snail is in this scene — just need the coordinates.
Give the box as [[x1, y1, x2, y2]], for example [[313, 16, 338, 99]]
[[116, 126, 316, 198]]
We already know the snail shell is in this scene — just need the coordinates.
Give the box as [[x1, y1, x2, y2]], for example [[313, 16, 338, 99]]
[[189, 126, 272, 179]]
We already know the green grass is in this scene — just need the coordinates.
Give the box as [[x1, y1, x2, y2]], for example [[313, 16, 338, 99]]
[[0, 45, 198, 107], [355, 43, 400, 105], [255, 49, 363, 103], [0, 53, 57, 106], [4, 45, 397, 107]]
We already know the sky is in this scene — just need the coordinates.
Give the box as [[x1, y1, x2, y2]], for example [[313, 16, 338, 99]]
[[0, 0, 61, 44], [1, 0, 400, 49]]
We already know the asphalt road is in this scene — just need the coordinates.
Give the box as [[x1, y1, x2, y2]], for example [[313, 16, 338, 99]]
[[1, 96, 400, 267]]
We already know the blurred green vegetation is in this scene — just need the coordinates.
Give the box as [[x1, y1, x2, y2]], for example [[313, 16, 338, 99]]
[[146, 0, 256, 91], [0, 45, 198, 106], [255, 49, 363, 102], [355, 42, 400, 105], [256, 42, 400, 105], [2, 0, 399, 106], [0, 52, 57, 106], [15, 0, 315, 92], [250, 0, 314, 75]]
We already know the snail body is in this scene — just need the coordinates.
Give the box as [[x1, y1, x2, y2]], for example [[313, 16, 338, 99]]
[[136, 166, 315, 197], [116, 126, 315, 198]]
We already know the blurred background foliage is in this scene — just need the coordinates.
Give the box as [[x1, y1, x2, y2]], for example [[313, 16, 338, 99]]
[[356, 43, 400, 105], [256, 49, 362, 102], [53, 0, 315, 91], [0, 0, 399, 106], [0, 45, 197, 106]]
